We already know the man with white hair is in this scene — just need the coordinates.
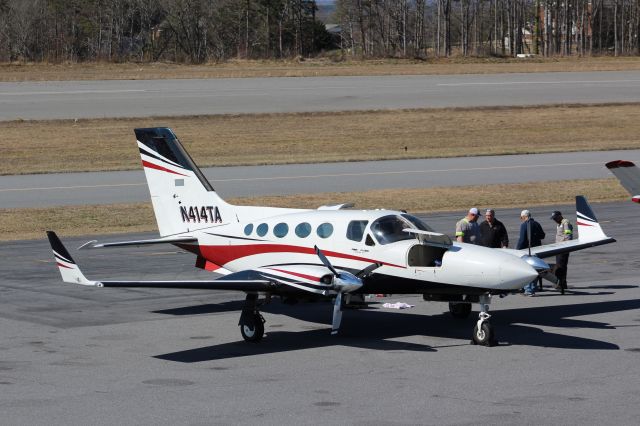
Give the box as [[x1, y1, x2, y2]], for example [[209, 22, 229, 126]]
[[455, 208, 482, 244], [516, 210, 545, 249], [516, 209, 546, 296]]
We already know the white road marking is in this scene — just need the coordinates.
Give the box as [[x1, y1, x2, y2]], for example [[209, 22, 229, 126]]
[[438, 79, 640, 87], [0, 161, 604, 193], [0, 89, 147, 96], [0, 183, 145, 192]]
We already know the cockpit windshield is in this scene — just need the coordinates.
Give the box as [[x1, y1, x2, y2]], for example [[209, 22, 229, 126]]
[[401, 214, 436, 232], [370, 215, 416, 245]]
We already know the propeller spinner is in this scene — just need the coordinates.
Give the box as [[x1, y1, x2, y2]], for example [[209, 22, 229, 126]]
[[314, 246, 380, 335]]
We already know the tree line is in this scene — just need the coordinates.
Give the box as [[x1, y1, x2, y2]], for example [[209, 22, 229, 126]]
[[1, 0, 639, 63], [0, 0, 332, 62], [336, 0, 640, 57]]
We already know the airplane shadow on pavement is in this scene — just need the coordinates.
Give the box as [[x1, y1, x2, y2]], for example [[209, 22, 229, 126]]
[[154, 297, 640, 363]]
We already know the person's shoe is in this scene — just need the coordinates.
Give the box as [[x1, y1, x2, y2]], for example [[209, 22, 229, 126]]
[[524, 292, 535, 297]]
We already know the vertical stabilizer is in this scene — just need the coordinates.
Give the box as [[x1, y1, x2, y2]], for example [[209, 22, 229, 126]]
[[575, 196, 607, 242], [135, 128, 233, 236]]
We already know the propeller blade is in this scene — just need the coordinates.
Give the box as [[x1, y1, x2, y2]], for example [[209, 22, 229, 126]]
[[315, 245, 339, 277], [331, 292, 343, 335], [527, 220, 532, 256], [355, 262, 382, 278]]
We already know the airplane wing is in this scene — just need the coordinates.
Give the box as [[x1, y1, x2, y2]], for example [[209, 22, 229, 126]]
[[606, 160, 640, 203], [48, 231, 336, 295], [512, 196, 615, 259]]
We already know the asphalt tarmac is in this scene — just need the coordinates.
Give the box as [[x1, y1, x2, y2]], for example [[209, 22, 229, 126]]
[[3, 149, 640, 209], [1, 202, 639, 425], [2, 71, 640, 120]]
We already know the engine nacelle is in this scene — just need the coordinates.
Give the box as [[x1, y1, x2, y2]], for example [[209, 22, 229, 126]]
[[521, 255, 550, 273]]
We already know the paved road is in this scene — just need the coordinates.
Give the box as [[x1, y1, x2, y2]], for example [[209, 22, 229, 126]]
[[2, 71, 640, 121], [1, 202, 638, 424], [2, 149, 640, 209]]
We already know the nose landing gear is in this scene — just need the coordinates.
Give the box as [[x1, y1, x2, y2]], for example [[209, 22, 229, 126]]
[[472, 294, 496, 346]]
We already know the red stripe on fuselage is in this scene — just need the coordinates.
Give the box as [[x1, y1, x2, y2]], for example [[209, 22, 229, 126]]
[[141, 160, 188, 177], [268, 268, 322, 282], [57, 262, 73, 269], [198, 243, 403, 269]]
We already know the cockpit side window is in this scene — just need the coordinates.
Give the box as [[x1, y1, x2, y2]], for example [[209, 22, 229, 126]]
[[346, 220, 369, 242], [370, 215, 415, 245]]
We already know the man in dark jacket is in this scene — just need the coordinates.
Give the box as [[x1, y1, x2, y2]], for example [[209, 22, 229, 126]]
[[479, 209, 509, 248], [516, 210, 546, 295], [516, 210, 545, 250]]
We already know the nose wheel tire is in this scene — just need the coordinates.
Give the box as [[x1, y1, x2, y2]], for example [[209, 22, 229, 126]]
[[449, 302, 472, 319], [472, 321, 495, 346], [240, 313, 265, 343]]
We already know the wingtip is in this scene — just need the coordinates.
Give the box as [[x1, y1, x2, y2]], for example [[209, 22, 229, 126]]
[[47, 231, 76, 264]]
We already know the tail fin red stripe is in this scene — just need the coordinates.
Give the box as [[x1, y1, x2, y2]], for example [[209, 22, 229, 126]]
[[141, 160, 188, 177]]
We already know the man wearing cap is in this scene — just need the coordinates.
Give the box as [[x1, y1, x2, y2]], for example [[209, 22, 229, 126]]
[[551, 210, 573, 294], [455, 208, 482, 244], [479, 209, 509, 248], [517, 210, 546, 296]]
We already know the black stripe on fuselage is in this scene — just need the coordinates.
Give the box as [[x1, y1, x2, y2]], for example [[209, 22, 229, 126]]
[[361, 273, 498, 296], [204, 233, 264, 241], [258, 272, 330, 292], [262, 263, 360, 275]]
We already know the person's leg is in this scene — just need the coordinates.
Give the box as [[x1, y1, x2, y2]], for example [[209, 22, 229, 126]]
[[556, 254, 569, 294], [524, 281, 536, 295]]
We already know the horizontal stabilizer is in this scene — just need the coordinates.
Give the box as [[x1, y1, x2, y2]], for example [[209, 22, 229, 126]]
[[79, 236, 197, 249]]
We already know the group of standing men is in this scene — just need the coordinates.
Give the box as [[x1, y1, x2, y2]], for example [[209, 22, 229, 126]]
[[455, 207, 573, 296]]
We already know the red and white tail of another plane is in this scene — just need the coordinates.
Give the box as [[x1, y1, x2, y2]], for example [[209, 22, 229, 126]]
[[606, 160, 640, 204]]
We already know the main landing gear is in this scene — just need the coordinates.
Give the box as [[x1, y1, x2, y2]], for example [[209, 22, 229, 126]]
[[238, 293, 266, 343], [471, 294, 496, 347]]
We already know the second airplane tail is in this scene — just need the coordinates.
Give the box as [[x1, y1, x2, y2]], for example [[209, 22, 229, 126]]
[[575, 195, 609, 243]]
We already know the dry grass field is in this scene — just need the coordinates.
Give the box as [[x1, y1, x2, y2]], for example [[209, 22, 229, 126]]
[[1, 178, 627, 241], [2, 103, 639, 175], [2, 57, 640, 81]]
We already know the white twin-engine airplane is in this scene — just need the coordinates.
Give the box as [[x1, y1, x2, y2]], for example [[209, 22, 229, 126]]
[[48, 128, 616, 346], [606, 160, 640, 204]]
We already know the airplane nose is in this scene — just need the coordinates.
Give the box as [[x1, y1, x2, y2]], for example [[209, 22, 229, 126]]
[[499, 257, 539, 289]]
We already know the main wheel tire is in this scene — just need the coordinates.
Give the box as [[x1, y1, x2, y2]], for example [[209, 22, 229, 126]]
[[240, 314, 265, 343], [449, 302, 472, 319], [472, 322, 495, 346]]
